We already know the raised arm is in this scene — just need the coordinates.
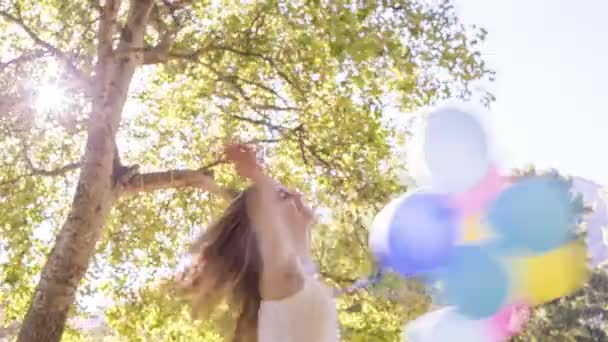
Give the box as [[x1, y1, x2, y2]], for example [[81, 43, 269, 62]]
[[225, 143, 304, 297], [224, 143, 280, 205]]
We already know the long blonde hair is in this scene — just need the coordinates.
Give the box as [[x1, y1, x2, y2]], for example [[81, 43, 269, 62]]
[[178, 188, 262, 341]]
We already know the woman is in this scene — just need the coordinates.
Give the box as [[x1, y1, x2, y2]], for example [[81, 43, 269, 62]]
[[178, 143, 339, 342]]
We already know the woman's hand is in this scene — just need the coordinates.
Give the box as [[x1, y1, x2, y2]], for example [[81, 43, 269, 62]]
[[224, 142, 262, 180]]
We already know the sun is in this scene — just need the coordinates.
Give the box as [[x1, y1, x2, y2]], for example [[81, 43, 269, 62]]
[[35, 83, 66, 112]]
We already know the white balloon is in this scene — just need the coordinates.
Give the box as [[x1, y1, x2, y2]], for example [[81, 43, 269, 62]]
[[404, 117, 433, 188], [402, 307, 494, 342], [369, 195, 403, 266], [423, 108, 490, 193]]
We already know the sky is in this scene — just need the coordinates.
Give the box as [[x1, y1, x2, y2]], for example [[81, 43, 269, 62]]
[[453, 0, 608, 185]]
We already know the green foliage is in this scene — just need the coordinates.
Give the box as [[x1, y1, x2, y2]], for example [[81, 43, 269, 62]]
[[105, 285, 225, 341], [0, 0, 492, 340], [512, 269, 608, 342]]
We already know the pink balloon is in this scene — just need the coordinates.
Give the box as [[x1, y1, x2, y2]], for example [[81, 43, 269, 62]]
[[486, 303, 531, 341], [452, 165, 507, 216], [402, 304, 531, 342]]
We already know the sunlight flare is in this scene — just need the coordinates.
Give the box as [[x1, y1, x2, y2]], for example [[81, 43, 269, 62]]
[[35, 83, 66, 112]]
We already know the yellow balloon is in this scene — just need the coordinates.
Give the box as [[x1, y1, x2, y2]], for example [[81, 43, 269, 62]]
[[461, 215, 492, 244], [514, 241, 590, 305]]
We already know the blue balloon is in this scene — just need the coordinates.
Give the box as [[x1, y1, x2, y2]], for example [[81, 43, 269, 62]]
[[386, 193, 460, 276], [487, 176, 576, 252], [440, 246, 508, 318], [424, 108, 490, 193]]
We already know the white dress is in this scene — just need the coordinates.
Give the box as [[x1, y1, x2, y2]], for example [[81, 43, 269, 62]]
[[258, 276, 340, 342]]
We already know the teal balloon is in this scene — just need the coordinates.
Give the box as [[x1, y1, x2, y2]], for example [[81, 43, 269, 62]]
[[488, 176, 576, 252], [423, 108, 490, 193], [440, 246, 508, 318]]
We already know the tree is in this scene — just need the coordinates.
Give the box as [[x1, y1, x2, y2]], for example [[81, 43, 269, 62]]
[[0, 0, 492, 340]]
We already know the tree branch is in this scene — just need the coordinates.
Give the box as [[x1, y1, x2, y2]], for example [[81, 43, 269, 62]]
[[31, 162, 81, 177], [119, 140, 281, 199], [201, 61, 293, 107], [296, 137, 334, 171], [140, 46, 171, 64], [0, 50, 48, 72], [141, 45, 212, 64], [212, 45, 303, 94], [122, 168, 236, 200], [0, 161, 81, 189], [162, 0, 195, 10], [20, 141, 81, 177], [139, 3, 177, 65], [228, 113, 289, 132], [0, 91, 33, 118], [140, 0, 210, 65], [149, 2, 169, 34], [94, 0, 121, 100], [99, 0, 153, 133]]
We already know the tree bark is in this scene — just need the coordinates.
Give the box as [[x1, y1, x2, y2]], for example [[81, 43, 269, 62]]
[[122, 168, 237, 200], [17, 1, 154, 341]]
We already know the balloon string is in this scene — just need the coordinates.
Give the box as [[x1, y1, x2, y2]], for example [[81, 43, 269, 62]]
[[336, 269, 384, 296]]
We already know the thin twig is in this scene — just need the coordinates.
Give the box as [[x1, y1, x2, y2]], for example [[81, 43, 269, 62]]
[[20, 140, 81, 177], [0, 50, 48, 72]]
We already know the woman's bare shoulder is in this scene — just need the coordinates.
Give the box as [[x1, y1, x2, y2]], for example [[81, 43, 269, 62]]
[[259, 257, 305, 300]]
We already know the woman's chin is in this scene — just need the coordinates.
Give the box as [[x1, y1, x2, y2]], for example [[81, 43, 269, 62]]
[[302, 213, 315, 228], [296, 218, 313, 232], [302, 207, 315, 221], [289, 206, 314, 230]]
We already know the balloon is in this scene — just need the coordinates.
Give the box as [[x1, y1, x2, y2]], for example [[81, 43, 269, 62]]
[[403, 117, 433, 188], [423, 108, 490, 193], [440, 246, 508, 318], [513, 241, 589, 305], [385, 193, 460, 276], [452, 165, 506, 216], [488, 176, 577, 252], [486, 303, 531, 341], [402, 307, 494, 342], [403, 305, 530, 342], [585, 200, 608, 266], [369, 196, 402, 267], [461, 215, 493, 244]]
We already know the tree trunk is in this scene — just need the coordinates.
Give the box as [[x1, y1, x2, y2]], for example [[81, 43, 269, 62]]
[[17, 1, 153, 341]]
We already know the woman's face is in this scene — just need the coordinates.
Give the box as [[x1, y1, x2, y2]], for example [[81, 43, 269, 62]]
[[247, 183, 315, 255], [274, 185, 314, 232]]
